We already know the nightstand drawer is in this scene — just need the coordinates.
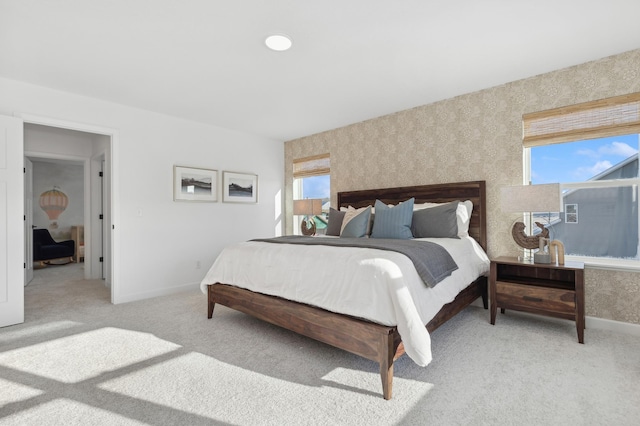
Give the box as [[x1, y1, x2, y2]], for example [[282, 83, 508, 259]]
[[496, 281, 575, 313]]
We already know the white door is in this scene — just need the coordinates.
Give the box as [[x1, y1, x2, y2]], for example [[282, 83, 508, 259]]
[[0, 115, 24, 327], [24, 157, 34, 284]]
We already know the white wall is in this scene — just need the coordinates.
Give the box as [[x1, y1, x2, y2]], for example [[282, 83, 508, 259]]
[[1, 77, 284, 303], [25, 123, 95, 157]]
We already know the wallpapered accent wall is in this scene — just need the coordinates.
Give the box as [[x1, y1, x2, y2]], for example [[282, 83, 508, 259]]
[[285, 48, 640, 325]]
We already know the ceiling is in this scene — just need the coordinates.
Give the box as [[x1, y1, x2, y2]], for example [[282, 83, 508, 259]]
[[2, 1, 640, 142]]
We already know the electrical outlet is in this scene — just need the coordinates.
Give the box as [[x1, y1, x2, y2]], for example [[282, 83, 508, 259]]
[[196, 260, 201, 269]]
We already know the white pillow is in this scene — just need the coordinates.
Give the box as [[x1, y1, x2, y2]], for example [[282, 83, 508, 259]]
[[413, 200, 473, 238], [341, 205, 376, 214], [340, 205, 374, 236]]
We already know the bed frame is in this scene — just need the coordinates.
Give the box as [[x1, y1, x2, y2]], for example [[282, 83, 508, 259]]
[[207, 180, 487, 399]]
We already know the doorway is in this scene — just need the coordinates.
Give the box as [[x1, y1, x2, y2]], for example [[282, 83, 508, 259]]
[[27, 156, 87, 278], [23, 120, 114, 302]]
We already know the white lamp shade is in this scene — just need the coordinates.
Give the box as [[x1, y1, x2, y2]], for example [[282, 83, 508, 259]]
[[293, 199, 323, 216], [501, 183, 563, 213]]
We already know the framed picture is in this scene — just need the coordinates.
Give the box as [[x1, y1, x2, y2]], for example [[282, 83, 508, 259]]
[[222, 171, 258, 203], [173, 166, 218, 202]]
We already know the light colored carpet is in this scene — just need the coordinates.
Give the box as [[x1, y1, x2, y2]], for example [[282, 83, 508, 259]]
[[1, 263, 639, 425]]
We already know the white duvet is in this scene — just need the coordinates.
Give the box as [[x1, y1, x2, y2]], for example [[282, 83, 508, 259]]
[[200, 236, 489, 367]]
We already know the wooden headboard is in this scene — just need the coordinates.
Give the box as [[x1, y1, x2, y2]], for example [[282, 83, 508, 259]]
[[337, 180, 487, 251]]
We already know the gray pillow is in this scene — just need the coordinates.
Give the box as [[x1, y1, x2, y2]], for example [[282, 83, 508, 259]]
[[411, 201, 460, 238], [370, 198, 414, 239], [340, 206, 372, 238], [326, 208, 346, 236]]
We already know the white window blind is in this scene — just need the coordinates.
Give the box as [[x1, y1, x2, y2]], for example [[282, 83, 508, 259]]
[[523, 92, 640, 147], [293, 153, 330, 178]]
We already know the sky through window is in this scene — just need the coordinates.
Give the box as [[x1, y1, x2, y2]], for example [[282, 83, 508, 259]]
[[531, 134, 639, 184]]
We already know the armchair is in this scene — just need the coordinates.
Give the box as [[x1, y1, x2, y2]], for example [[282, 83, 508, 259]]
[[33, 228, 75, 267]]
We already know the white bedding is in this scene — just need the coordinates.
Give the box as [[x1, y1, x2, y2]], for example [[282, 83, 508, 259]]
[[200, 236, 489, 367]]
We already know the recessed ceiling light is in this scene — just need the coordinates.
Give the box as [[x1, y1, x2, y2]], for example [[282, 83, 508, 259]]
[[265, 34, 292, 52]]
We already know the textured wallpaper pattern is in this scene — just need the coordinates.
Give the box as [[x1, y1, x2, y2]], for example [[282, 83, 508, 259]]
[[285, 49, 640, 325]]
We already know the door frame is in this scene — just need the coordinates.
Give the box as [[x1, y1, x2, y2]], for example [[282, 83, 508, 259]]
[[20, 113, 118, 304], [24, 157, 34, 285]]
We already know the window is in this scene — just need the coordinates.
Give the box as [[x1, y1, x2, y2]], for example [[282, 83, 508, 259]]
[[525, 93, 640, 265], [564, 204, 578, 224], [293, 154, 330, 234]]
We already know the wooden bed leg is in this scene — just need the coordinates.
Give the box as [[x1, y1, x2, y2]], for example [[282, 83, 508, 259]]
[[480, 276, 489, 309], [379, 334, 395, 400], [207, 285, 215, 319], [380, 358, 393, 400]]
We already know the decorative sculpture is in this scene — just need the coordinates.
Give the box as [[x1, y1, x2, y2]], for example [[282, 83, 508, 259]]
[[300, 218, 316, 236], [549, 240, 565, 265], [511, 221, 549, 249], [534, 237, 551, 264]]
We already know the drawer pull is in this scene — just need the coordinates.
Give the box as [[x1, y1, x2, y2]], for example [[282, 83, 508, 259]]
[[523, 295, 543, 302]]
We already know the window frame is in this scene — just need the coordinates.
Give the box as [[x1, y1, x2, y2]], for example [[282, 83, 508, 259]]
[[523, 93, 640, 271], [292, 154, 330, 235]]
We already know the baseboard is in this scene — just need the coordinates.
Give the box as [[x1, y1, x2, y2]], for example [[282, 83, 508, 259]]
[[470, 299, 640, 337], [113, 281, 201, 304], [586, 316, 640, 337]]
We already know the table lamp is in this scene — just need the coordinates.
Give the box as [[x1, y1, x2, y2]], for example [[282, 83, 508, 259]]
[[293, 199, 323, 236], [500, 183, 562, 263]]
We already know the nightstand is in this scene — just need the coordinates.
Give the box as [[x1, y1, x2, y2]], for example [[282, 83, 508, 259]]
[[490, 256, 585, 343]]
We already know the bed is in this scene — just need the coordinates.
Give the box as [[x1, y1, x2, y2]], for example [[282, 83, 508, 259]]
[[202, 180, 488, 399]]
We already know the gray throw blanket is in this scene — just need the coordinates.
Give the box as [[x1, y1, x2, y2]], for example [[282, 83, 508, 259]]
[[251, 236, 458, 287]]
